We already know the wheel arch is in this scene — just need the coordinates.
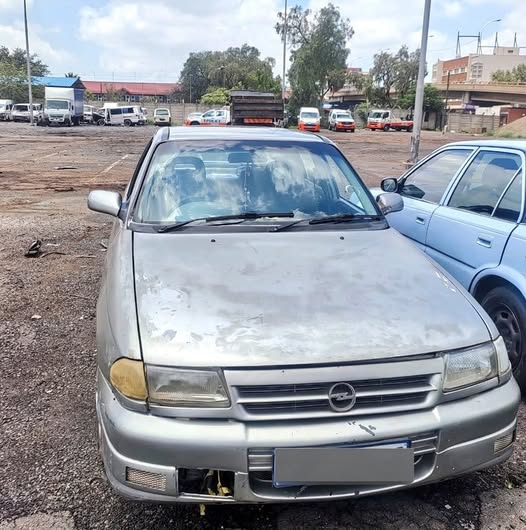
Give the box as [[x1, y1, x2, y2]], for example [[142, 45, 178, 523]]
[[471, 271, 526, 304]]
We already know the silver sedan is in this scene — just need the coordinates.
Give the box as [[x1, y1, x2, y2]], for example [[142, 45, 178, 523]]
[[88, 126, 519, 503]]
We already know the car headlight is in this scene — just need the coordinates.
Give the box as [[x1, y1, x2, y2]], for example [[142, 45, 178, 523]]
[[110, 358, 148, 400], [443, 342, 498, 391], [146, 366, 230, 408], [494, 336, 511, 378]]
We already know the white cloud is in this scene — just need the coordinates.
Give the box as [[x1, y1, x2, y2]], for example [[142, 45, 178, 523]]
[[0, 21, 70, 65], [0, 0, 32, 12], [70, 0, 525, 81], [443, 1, 463, 17], [79, 0, 284, 80]]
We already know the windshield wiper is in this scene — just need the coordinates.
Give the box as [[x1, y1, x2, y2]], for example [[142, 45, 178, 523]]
[[308, 214, 383, 225], [156, 212, 294, 233]]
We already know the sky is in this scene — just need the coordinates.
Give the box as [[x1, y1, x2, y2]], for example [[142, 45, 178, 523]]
[[0, 0, 524, 82]]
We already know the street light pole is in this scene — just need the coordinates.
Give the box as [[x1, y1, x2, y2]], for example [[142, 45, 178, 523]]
[[23, 0, 34, 125], [409, 0, 431, 164], [478, 18, 501, 53], [282, 0, 288, 99]]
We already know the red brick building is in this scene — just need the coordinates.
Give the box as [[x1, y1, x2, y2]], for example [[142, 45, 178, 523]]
[[82, 81, 181, 103]]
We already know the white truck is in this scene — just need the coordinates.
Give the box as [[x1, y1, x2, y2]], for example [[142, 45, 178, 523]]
[[0, 99, 13, 121], [43, 87, 84, 126]]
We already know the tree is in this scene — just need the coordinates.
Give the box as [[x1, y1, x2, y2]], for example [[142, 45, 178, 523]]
[[200, 87, 230, 105], [276, 4, 353, 113], [65, 72, 79, 78], [0, 47, 47, 102], [369, 46, 420, 106], [492, 65, 526, 83], [179, 45, 281, 103], [0, 46, 49, 76], [398, 84, 444, 113]]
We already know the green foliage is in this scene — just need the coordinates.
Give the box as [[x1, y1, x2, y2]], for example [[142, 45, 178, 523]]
[[179, 44, 281, 103], [353, 102, 371, 124], [65, 72, 78, 78], [0, 47, 48, 102], [491, 64, 526, 83], [398, 84, 443, 113], [276, 3, 353, 110], [200, 87, 230, 105]]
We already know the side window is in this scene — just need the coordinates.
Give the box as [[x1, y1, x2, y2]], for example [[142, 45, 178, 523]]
[[494, 174, 523, 222], [448, 151, 521, 217], [401, 149, 472, 203]]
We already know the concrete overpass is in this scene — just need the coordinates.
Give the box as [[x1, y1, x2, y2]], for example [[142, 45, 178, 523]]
[[328, 82, 526, 107], [433, 82, 526, 106]]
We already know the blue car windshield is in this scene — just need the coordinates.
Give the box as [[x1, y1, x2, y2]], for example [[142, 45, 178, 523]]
[[133, 139, 379, 225]]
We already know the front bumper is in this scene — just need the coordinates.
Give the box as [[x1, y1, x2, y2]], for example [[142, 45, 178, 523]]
[[97, 373, 519, 503], [335, 123, 355, 131], [367, 122, 384, 129], [299, 123, 320, 132]]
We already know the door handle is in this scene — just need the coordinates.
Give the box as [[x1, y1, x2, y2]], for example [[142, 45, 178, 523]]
[[415, 216, 426, 225], [477, 237, 492, 248]]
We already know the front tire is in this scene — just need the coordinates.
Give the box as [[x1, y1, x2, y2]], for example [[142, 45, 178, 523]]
[[481, 286, 526, 390], [383, 124, 390, 132], [124, 119, 132, 127]]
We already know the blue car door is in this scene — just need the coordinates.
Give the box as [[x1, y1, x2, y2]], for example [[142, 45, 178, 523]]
[[387, 148, 474, 250], [425, 148, 524, 289]]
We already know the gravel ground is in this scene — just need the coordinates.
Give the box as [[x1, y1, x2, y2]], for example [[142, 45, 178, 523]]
[[0, 122, 524, 529]]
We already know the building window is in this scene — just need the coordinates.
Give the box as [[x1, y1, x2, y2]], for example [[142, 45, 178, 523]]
[[471, 62, 483, 79]]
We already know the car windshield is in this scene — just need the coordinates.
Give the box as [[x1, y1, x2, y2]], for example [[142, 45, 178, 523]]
[[336, 113, 352, 119], [156, 109, 169, 115], [14, 105, 28, 111], [133, 139, 379, 225], [370, 111, 384, 118], [301, 112, 318, 119], [46, 100, 68, 110]]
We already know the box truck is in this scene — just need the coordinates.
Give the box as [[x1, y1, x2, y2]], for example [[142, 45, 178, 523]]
[[43, 87, 84, 126]]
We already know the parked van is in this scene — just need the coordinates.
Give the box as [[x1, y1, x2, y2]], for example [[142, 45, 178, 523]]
[[11, 103, 43, 122], [328, 109, 355, 132], [153, 107, 171, 126], [0, 99, 13, 121], [298, 107, 321, 132], [102, 105, 146, 126]]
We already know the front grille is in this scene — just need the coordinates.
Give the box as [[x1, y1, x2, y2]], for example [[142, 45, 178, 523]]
[[234, 374, 437, 420]]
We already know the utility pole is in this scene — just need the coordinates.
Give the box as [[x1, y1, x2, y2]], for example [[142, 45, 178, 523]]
[[410, 0, 431, 164], [442, 71, 450, 134], [23, 0, 34, 125], [282, 0, 288, 99]]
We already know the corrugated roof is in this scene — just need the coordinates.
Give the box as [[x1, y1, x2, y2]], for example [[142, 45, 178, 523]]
[[33, 76, 84, 89], [82, 81, 181, 96]]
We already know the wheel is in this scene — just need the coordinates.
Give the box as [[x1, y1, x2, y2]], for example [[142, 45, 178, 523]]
[[190, 121, 199, 126], [383, 124, 390, 132], [350, 129, 355, 133], [407, 126, 413, 132], [67, 118, 72, 127], [97, 118, 105, 126], [481, 286, 526, 390], [124, 119, 132, 127]]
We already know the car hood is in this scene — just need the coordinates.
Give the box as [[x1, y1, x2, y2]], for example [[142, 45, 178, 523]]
[[133, 228, 491, 368]]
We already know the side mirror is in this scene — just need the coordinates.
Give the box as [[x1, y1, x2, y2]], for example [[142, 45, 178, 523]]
[[88, 190, 122, 217], [377, 192, 404, 215], [381, 177, 398, 193]]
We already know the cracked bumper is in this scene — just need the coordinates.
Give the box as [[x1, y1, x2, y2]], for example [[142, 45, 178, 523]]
[[97, 373, 520, 503]]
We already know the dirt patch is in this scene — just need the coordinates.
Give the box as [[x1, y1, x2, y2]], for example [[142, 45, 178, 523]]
[[495, 116, 526, 138]]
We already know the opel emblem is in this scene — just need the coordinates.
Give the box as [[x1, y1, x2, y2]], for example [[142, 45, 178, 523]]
[[328, 382, 357, 412]]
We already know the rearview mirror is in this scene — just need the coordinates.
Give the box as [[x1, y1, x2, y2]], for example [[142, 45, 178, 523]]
[[88, 190, 122, 217], [381, 177, 398, 193], [377, 192, 404, 215]]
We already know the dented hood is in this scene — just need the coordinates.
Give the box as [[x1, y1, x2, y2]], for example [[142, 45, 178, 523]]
[[133, 228, 491, 368]]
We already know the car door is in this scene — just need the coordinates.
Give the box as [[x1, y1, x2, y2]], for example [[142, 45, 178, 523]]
[[425, 148, 524, 289], [388, 147, 475, 250]]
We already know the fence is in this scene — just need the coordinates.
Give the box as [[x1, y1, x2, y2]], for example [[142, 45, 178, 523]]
[[86, 101, 217, 125], [447, 113, 499, 134]]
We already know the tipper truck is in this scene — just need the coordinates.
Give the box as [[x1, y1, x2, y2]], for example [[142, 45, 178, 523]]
[[43, 87, 84, 126], [230, 90, 285, 126]]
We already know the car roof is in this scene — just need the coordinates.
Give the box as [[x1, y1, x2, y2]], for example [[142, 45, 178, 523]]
[[446, 139, 526, 152], [157, 126, 327, 143]]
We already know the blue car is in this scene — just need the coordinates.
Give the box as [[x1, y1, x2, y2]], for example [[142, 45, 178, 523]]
[[377, 140, 526, 389]]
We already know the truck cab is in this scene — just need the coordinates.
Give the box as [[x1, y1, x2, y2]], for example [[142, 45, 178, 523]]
[[44, 87, 84, 126]]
